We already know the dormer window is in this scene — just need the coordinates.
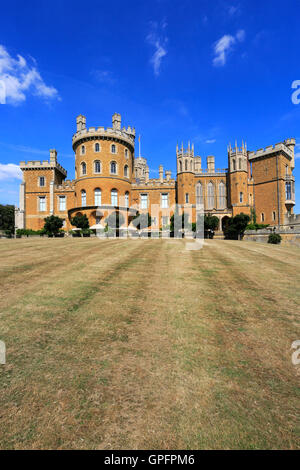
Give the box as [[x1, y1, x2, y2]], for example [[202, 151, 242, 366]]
[[111, 144, 116, 154]]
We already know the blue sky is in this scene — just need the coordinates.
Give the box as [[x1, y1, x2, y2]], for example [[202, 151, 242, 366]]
[[1, 0, 300, 210]]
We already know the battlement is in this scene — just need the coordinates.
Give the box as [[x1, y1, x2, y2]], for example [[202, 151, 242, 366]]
[[132, 177, 176, 188], [19, 152, 67, 177], [195, 168, 227, 176], [55, 179, 75, 191], [72, 113, 136, 150], [248, 140, 294, 161], [176, 143, 194, 158], [228, 141, 248, 158]]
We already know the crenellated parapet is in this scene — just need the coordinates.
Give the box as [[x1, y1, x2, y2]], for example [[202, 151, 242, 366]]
[[248, 139, 295, 161], [55, 179, 75, 191], [20, 155, 67, 177], [72, 113, 136, 151]]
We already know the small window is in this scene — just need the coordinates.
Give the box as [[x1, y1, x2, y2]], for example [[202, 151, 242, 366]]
[[81, 145, 85, 155], [239, 192, 243, 203], [185, 193, 189, 203], [81, 162, 86, 175], [59, 196, 66, 211], [94, 160, 101, 173], [39, 196, 46, 212], [140, 194, 148, 209], [111, 144, 116, 154], [81, 190, 86, 207], [239, 159, 242, 170], [125, 192, 129, 208], [185, 160, 188, 171], [261, 213, 265, 222], [39, 176, 45, 187], [111, 162, 117, 174], [272, 211, 276, 221], [179, 161, 182, 172], [124, 165, 129, 177], [94, 188, 101, 206], [125, 149, 129, 158], [161, 193, 169, 208], [95, 142, 100, 153], [111, 189, 118, 206], [232, 159, 236, 171]]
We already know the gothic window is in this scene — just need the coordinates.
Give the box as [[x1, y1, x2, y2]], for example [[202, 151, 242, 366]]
[[218, 181, 226, 208], [125, 192, 129, 208], [196, 182, 203, 206], [81, 190, 86, 207], [94, 188, 101, 206], [94, 160, 101, 173], [81, 162, 86, 175], [207, 182, 214, 209], [110, 161, 117, 174], [111, 189, 118, 206]]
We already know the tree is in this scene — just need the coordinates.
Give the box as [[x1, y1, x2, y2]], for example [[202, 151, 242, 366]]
[[203, 215, 219, 239], [43, 215, 64, 236], [71, 214, 89, 229], [131, 212, 151, 230], [268, 233, 281, 244], [224, 213, 250, 240], [0, 204, 15, 237], [105, 211, 125, 229]]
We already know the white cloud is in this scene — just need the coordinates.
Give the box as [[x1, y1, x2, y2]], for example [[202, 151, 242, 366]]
[[146, 22, 168, 77], [206, 139, 216, 144], [0, 163, 22, 181], [213, 30, 245, 67], [0, 45, 59, 105]]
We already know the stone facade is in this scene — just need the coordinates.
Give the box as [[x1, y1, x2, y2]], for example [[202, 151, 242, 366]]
[[15, 113, 296, 232]]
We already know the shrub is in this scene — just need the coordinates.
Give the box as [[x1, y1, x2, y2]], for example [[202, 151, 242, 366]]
[[224, 213, 250, 240], [246, 223, 269, 231], [0, 204, 15, 237], [71, 214, 89, 230], [268, 233, 282, 244], [44, 215, 64, 236]]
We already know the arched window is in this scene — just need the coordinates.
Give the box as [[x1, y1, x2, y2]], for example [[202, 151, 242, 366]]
[[179, 160, 182, 172], [125, 192, 129, 207], [95, 142, 100, 153], [286, 182, 292, 200], [239, 158, 242, 170], [218, 181, 226, 209], [81, 162, 86, 175], [261, 213, 265, 222], [125, 149, 128, 158], [110, 161, 117, 174], [239, 192, 243, 203], [185, 160, 188, 171], [190, 160, 193, 171], [185, 193, 189, 204], [81, 145, 85, 155], [111, 189, 118, 206], [111, 144, 116, 154], [94, 160, 101, 173], [232, 159, 236, 171], [94, 188, 101, 206], [81, 190, 86, 207], [207, 182, 214, 209], [124, 165, 129, 177], [196, 182, 203, 206]]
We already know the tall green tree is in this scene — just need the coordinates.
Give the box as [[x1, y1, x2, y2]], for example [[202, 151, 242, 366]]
[[224, 213, 250, 240], [0, 204, 15, 237]]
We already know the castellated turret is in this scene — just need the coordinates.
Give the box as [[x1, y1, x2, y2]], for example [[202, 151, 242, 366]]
[[176, 142, 195, 173], [227, 140, 250, 215], [228, 140, 248, 173]]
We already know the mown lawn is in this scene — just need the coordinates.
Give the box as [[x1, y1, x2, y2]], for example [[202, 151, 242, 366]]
[[0, 237, 299, 449]]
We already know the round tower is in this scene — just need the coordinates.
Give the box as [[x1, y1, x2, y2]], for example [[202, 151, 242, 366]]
[[228, 141, 250, 216], [176, 142, 195, 206], [71, 113, 135, 227]]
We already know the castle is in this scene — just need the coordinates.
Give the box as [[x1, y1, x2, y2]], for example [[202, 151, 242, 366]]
[[15, 113, 296, 233]]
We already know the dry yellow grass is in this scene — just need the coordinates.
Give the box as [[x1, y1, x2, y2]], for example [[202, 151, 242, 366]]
[[0, 237, 299, 449]]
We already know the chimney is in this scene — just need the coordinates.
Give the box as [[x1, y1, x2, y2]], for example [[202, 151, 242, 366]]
[[76, 115, 86, 132], [145, 167, 149, 183], [50, 149, 57, 164], [207, 156, 215, 173], [165, 170, 171, 182], [112, 113, 121, 130], [159, 165, 163, 183]]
